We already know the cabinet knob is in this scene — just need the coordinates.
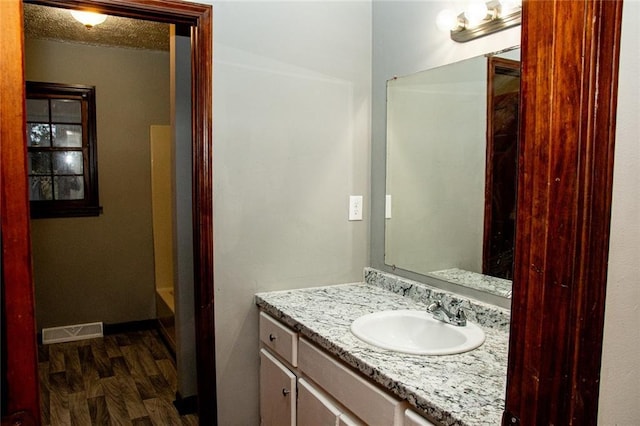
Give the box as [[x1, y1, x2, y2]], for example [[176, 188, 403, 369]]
[[282, 388, 290, 396], [269, 334, 277, 342]]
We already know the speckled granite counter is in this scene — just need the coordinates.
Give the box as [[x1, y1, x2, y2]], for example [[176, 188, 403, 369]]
[[255, 277, 509, 426], [429, 268, 512, 299]]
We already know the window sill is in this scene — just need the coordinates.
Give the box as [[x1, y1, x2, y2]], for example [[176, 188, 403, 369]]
[[30, 205, 103, 219]]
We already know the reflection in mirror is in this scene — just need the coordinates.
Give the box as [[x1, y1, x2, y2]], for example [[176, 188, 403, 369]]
[[483, 56, 520, 279], [385, 48, 519, 298]]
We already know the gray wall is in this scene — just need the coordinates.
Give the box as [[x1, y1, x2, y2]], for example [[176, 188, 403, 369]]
[[598, 1, 640, 422], [26, 39, 169, 329], [210, 2, 371, 424]]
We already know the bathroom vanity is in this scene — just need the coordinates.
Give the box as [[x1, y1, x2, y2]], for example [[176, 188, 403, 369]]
[[256, 268, 510, 426]]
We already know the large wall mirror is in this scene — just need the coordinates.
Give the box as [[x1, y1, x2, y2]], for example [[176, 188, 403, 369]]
[[385, 47, 520, 299]]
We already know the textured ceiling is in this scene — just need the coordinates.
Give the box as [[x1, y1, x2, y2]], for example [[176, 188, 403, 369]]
[[24, 3, 170, 51]]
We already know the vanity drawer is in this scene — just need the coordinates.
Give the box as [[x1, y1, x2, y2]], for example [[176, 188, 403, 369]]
[[298, 337, 405, 426], [259, 312, 298, 366]]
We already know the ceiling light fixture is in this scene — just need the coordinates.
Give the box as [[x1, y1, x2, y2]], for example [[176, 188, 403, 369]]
[[70, 10, 107, 28], [437, 0, 521, 43]]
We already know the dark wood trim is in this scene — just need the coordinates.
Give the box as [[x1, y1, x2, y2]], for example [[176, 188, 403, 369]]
[[2, 0, 217, 424], [24, 0, 204, 25], [0, 1, 40, 421], [1, 411, 37, 426], [189, 7, 217, 426], [504, 0, 623, 424], [483, 56, 520, 279], [173, 393, 198, 416]]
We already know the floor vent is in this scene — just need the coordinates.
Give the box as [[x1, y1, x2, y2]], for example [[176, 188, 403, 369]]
[[42, 322, 104, 344]]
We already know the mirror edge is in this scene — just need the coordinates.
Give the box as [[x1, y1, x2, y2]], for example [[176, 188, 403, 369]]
[[373, 45, 521, 309]]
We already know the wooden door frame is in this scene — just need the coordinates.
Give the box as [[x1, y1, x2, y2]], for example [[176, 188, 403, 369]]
[[482, 56, 520, 279], [504, 0, 623, 424], [1, 1, 40, 422], [1, 0, 216, 424]]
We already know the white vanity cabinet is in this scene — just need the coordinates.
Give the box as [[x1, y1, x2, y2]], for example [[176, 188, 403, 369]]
[[260, 349, 296, 425], [258, 311, 439, 426], [404, 409, 437, 426], [297, 378, 342, 425]]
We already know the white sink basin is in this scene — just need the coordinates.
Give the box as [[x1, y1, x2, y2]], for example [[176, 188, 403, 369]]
[[350, 310, 485, 355]]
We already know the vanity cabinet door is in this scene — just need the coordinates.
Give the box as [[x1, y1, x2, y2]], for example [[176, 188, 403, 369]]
[[404, 409, 437, 426], [260, 349, 296, 426], [338, 413, 365, 426], [298, 378, 341, 426]]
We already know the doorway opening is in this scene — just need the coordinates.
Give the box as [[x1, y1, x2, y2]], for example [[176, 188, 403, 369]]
[[1, 1, 215, 424]]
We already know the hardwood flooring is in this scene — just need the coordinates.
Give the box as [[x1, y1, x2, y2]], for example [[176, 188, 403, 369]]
[[38, 329, 198, 426]]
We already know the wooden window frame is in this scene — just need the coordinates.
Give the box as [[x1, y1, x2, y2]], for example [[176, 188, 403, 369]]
[[26, 81, 101, 218]]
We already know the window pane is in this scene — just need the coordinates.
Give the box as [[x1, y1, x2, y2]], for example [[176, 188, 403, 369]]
[[26, 99, 49, 122], [26, 82, 99, 217], [53, 124, 82, 147], [51, 99, 81, 123], [30, 176, 53, 200], [28, 152, 52, 175], [54, 176, 84, 200], [53, 151, 83, 175], [27, 123, 52, 147]]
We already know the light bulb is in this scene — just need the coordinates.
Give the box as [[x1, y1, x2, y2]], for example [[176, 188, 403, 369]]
[[70, 10, 107, 28], [464, 1, 489, 27], [436, 9, 460, 32]]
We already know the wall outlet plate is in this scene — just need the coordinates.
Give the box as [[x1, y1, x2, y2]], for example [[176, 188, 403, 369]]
[[349, 195, 363, 221]]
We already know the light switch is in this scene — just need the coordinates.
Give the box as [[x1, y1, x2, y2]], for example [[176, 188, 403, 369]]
[[349, 195, 363, 221], [385, 195, 392, 219]]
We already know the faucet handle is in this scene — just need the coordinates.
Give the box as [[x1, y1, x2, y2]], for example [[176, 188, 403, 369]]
[[427, 299, 470, 326], [444, 299, 470, 325], [453, 300, 472, 320], [427, 300, 440, 312], [455, 306, 467, 321], [451, 299, 470, 308]]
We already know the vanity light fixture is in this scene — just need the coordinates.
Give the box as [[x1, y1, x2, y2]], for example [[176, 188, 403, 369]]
[[437, 0, 522, 43], [70, 10, 107, 28]]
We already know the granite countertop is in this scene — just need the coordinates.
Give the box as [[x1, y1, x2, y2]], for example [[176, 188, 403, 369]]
[[255, 282, 509, 426], [429, 268, 513, 299]]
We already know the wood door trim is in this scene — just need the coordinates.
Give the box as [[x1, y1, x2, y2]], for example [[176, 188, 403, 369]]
[[504, 0, 623, 424], [483, 56, 520, 278], [3, 0, 216, 424], [1, 0, 40, 419]]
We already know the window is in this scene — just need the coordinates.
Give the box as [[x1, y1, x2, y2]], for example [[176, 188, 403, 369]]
[[26, 82, 101, 218]]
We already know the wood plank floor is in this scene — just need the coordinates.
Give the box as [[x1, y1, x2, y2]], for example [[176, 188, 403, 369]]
[[38, 329, 198, 426]]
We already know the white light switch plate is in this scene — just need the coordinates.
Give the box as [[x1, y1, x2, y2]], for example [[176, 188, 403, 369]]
[[385, 194, 392, 219], [349, 195, 363, 221]]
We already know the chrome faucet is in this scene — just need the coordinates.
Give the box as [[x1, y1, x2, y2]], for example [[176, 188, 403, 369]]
[[427, 300, 468, 326]]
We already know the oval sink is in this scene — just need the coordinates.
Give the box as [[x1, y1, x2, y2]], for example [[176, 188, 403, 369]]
[[350, 310, 485, 355]]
